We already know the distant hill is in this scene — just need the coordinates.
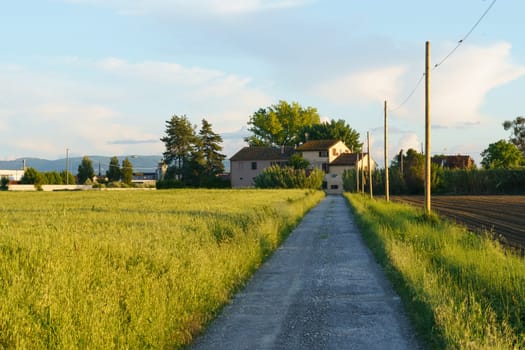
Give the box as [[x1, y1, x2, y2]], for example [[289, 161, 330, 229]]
[[0, 155, 230, 174]]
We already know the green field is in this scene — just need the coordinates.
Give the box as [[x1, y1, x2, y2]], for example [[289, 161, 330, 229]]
[[345, 193, 525, 349], [0, 189, 324, 349]]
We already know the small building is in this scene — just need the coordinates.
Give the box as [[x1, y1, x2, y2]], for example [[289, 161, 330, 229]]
[[432, 155, 475, 169], [0, 169, 25, 182], [296, 140, 374, 194], [230, 146, 294, 188]]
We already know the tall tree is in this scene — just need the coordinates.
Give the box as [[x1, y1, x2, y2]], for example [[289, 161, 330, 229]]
[[245, 100, 320, 146], [199, 119, 226, 179], [77, 156, 95, 184], [480, 139, 524, 169], [301, 119, 362, 151], [20, 167, 45, 185], [503, 116, 525, 156], [106, 156, 121, 182], [121, 157, 133, 185], [161, 115, 197, 181]]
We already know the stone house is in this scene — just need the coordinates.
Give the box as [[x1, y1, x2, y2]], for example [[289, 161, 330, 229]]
[[230, 140, 374, 193]]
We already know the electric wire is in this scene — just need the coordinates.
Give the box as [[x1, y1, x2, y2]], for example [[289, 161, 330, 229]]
[[389, 0, 497, 111]]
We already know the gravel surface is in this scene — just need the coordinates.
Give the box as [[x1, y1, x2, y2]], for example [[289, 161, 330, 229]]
[[191, 195, 421, 350]]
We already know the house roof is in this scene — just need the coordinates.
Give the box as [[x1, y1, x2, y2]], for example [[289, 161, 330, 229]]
[[330, 153, 369, 166], [432, 155, 474, 168], [296, 139, 340, 151], [230, 146, 295, 161]]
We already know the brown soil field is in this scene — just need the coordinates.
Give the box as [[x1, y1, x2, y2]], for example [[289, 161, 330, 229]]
[[392, 195, 525, 249]]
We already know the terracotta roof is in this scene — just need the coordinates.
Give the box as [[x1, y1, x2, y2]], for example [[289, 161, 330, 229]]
[[230, 146, 295, 161], [296, 139, 340, 151], [330, 153, 368, 166]]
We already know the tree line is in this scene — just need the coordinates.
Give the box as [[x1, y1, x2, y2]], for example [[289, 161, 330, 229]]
[[15, 156, 136, 188], [343, 116, 525, 195]]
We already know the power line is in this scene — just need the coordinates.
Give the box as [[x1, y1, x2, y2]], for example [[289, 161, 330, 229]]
[[389, 0, 497, 111], [434, 0, 497, 70]]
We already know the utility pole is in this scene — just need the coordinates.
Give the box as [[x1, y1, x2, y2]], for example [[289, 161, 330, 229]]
[[66, 148, 70, 185], [361, 152, 365, 194], [356, 152, 360, 193], [367, 131, 373, 199], [384, 100, 390, 202], [425, 41, 431, 214]]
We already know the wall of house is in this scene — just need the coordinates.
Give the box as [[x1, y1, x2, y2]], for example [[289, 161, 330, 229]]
[[324, 173, 344, 194], [230, 160, 274, 188], [301, 141, 351, 171], [328, 141, 351, 163]]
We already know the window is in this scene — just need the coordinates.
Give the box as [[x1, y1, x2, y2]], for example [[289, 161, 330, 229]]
[[322, 181, 327, 189], [322, 163, 328, 173], [332, 148, 337, 156], [331, 185, 339, 189], [319, 151, 328, 157], [251, 162, 257, 170]]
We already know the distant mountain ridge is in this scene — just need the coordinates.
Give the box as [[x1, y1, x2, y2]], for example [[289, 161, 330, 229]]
[[0, 155, 231, 173]]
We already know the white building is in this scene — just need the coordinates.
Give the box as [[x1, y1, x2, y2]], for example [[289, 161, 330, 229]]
[[0, 169, 25, 182]]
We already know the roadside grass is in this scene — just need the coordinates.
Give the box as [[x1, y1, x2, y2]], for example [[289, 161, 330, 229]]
[[344, 193, 525, 349], [0, 189, 324, 349]]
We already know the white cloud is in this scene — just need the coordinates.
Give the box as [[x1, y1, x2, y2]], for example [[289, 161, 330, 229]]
[[0, 58, 272, 158], [316, 65, 407, 105], [393, 133, 421, 155], [316, 42, 525, 132], [63, 0, 313, 16], [430, 42, 525, 127]]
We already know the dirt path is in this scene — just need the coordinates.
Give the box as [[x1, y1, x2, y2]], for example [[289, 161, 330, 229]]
[[191, 195, 420, 350]]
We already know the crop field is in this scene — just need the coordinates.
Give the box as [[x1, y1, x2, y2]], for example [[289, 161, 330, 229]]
[[392, 195, 525, 249], [0, 189, 324, 349]]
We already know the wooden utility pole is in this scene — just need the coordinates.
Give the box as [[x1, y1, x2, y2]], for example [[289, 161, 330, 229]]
[[367, 131, 373, 199], [361, 152, 365, 194], [356, 152, 360, 193], [384, 100, 390, 202], [425, 41, 431, 214]]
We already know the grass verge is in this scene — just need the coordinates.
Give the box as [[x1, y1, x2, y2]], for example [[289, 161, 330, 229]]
[[0, 189, 324, 349], [344, 193, 525, 349]]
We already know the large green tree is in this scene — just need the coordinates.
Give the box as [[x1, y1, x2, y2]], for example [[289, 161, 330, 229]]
[[121, 157, 133, 185], [161, 115, 197, 181], [503, 116, 525, 156], [301, 119, 362, 151], [480, 139, 524, 169], [245, 100, 320, 146], [77, 156, 95, 184], [199, 119, 226, 179], [20, 167, 45, 185], [106, 156, 121, 182]]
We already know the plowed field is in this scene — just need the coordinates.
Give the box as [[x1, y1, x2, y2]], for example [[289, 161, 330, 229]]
[[392, 196, 525, 249]]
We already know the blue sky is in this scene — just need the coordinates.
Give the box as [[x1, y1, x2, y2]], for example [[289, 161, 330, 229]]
[[1, 0, 523, 167]]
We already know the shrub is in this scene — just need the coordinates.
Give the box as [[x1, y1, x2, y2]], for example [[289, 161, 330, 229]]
[[254, 166, 324, 189], [0, 176, 8, 190]]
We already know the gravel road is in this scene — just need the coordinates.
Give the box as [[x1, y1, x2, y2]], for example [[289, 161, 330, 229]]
[[191, 195, 420, 350]]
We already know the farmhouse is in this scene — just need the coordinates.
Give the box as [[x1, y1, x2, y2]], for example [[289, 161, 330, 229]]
[[432, 155, 475, 169], [296, 140, 373, 194], [230, 140, 374, 193]]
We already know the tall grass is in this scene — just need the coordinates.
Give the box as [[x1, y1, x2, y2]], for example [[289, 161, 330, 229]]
[[345, 194, 525, 349], [0, 189, 324, 349]]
